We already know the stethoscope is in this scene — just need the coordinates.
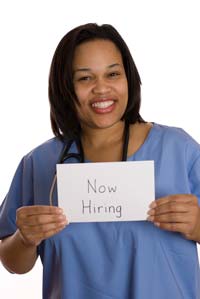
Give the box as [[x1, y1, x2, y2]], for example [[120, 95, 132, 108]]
[[49, 121, 130, 205]]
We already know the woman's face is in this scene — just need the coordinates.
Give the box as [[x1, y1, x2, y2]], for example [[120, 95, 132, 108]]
[[73, 39, 128, 130]]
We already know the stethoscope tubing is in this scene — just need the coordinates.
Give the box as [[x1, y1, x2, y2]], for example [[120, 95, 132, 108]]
[[49, 121, 130, 205]]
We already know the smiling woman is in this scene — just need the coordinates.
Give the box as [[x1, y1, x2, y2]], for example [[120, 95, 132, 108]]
[[48, 23, 144, 142], [72, 39, 128, 131], [0, 23, 200, 299]]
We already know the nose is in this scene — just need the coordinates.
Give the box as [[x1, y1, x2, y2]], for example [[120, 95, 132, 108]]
[[92, 78, 111, 95]]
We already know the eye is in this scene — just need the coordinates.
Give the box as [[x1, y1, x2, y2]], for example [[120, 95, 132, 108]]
[[78, 76, 91, 81], [108, 72, 120, 78]]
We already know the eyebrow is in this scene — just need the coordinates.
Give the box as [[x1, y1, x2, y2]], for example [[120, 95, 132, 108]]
[[73, 63, 122, 73]]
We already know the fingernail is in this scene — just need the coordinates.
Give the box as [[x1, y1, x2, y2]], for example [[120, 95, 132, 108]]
[[149, 201, 157, 208], [154, 222, 160, 227], [60, 219, 68, 226], [58, 214, 66, 220], [147, 209, 155, 215]]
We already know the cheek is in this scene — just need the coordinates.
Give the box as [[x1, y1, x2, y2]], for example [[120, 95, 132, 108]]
[[117, 82, 128, 102], [74, 94, 89, 118], [74, 86, 90, 106]]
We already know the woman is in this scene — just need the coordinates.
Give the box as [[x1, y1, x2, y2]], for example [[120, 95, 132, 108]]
[[0, 23, 200, 298]]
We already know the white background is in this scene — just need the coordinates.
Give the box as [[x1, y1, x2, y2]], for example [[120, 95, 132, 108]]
[[0, 0, 200, 298]]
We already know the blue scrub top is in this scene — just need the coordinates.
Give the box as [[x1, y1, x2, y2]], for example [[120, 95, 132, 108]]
[[1, 123, 200, 298]]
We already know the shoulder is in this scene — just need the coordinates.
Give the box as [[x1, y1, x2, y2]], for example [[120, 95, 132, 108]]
[[153, 122, 200, 165], [153, 123, 199, 146], [16, 137, 67, 175], [24, 137, 65, 161], [12, 137, 67, 199]]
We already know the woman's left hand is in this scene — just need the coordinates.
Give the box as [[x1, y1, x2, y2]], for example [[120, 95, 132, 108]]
[[147, 194, 200, 242]]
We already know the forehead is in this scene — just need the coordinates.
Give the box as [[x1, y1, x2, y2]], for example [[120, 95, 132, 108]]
[[73, 39, 123, 68]]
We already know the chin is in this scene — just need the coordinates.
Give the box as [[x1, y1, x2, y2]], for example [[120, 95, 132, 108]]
[[80, 114, 125, 131], [93, 119, 123, 130]]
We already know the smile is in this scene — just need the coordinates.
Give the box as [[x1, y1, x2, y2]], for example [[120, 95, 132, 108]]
[[91, 100, 114, 109]]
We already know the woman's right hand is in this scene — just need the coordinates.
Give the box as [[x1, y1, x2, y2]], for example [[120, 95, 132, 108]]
[[16, 205, 68, 247]]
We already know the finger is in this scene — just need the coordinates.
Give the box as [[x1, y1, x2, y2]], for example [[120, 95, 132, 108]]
[[148, 202, 190, 216], [21, 219, 68, 237], [35, 225, 67, 241], [17, 205, 63, 217], [153, 222, 191, 234], [149, 194, 195, 208], [148, 212, 190, 223], [21, 222, 67, 241], [21, 222, 68, 246], [20, 214, 67, 226], [16, 214, 67, 229]]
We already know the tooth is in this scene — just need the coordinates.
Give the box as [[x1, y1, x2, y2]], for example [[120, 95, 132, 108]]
[[92, 101, 114, 108]]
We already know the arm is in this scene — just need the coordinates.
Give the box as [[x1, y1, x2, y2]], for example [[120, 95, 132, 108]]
[[0, 230, 37, 274], [0, 205, 68, 274]]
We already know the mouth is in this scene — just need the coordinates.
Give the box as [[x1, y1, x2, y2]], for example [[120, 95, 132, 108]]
[[91, 100, 114, 109], [90, 99, 116, 114]]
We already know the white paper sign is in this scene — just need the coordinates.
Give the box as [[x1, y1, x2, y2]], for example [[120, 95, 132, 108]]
[[56, 161, 155, 222]]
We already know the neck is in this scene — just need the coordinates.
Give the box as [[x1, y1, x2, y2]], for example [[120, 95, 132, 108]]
[[81, 121, 125, 148]]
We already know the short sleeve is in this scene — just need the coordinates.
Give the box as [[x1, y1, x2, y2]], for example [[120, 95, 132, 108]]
[[0, 155, 34, 239], [189, 154, 200, 205]]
